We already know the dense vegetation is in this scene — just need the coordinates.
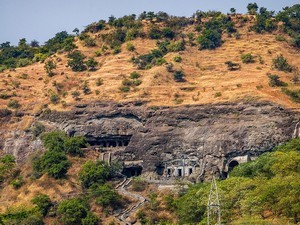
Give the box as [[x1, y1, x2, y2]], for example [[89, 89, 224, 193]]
[[170, 138, 300, 225]]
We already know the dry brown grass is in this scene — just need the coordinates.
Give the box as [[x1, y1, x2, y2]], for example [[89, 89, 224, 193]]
[[0, 22, 299, 129]]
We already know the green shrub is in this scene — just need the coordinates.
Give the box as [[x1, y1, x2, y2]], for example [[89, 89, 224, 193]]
[[31, 194, 52, 216], [96, 78, 103, 86], [83, 36, 97, 47], [11, 176, 24, 189], [112, 46, 121, 55], [0, 93, 11, 99], [173, 70, 185, 82], [130, 71, 141, 79], [282, 88, 300, 103], [162, 27, 175, 39], [71, 91, 81, 100], [126, 42, 135, 51], [122, 79, 132, 86], [173, 55, 182, 62], [198, 29, 222, 50], [119, 86, 130, 92], [64, 136, 86, 156], [268, 74, 288, 87], [67, 50, 87, 72], [167, 41, 185, 52], [293, 35, 300, 48], [225, 61, 240, 71], [132, 79, 142, 86], [16, 58, 32, 67], [57, 198, 88, 225], [81, 212, 99, 225], [85, 57, 98, 71], [44, 59, 56, 77], [7, 99, 21, 109], [91, 184, 120, 208], [31, 123, 45, 137], [50, 93, 60, 104], [33, 151, 71, 179], [272, 54, 292, 72], [79, 160, 111, 189], [214, 92, 222, 97], [241, 53, 255, 63], [148, 27, 162, 39], [275, 35, 286, 42]]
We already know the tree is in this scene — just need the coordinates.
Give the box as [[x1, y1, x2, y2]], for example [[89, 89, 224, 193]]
[[34, 151, 71, 179], [31, 194, 52, 216], [64, 136, 87, 156], [44, 59, 56, 77], [30, 40, 40, 47], [41, 131, 67, 152], [247, 3, 258, 15], [91, 184, 120, 208], [85, 57, 98, 71], [230, 8, 236, 15], [73, 28, 80, 36], [79, 161, 111, 189], [173, 70, 185, 82], [67, 50, 87, 71], [81, 212, 99, 225], [57, 198, 88, 225], [197, 29, 222, 50]]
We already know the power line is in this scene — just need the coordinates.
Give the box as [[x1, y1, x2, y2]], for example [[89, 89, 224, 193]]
[[207, 176, 221, 225]]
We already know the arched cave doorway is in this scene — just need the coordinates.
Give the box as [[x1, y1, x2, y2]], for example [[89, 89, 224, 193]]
[[228, 160, 239, 172], [122, 165, 143, 178]]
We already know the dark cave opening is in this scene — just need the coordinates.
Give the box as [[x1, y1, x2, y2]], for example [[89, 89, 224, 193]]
[[86, 135, 132, 148], [228, 160, 239, 172], [122, 165, 143, 178]]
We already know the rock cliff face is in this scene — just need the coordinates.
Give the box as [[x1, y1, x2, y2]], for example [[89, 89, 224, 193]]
[[35, 101, 298, 180]]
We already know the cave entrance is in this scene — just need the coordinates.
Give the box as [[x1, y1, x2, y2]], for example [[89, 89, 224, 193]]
[[122, 165, 143, 178], [86, 135, 132, 148], [156, 165, 165, 176], [228, 160, 239, 172], [189, 168, 193, 175], [178, 168, 182, 177]]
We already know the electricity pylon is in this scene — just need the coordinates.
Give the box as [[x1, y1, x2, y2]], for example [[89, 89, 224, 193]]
[[207, 176, 221, 225]]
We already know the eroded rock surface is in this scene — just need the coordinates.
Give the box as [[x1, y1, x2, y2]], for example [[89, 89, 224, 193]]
[[35, 101, 298, 180]]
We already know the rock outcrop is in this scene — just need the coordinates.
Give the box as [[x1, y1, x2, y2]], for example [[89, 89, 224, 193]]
[[35, 101, 298, 180]]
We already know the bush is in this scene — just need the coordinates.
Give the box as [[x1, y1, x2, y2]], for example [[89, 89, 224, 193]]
[[11, 176, 24, 189], [79, 161, 111, 189], [148, 27, 162, 39], [96, 78, 103, 86], [282, 88, 300, 103], [132, 79, 142, 86], [173, 55, 182, 62], [82, 212, 99, 225], [72, 91, 81, 100], [31, 122, 45, 137], [272, 55, 292, 72], [268, 74, 288, 87], [44, 59, 56, 77], [198, 29, 222, 50], [225, 61, 240, 71], [50, 93, 60, 104], [173, 70, 185, 82], [91, 184, 120, 208], [64, 136, 86, 156], [293, 35, 300, 48], [126, 42, 135, 51], [83, 37, 97, 47], [166, 41, 185, 52], [57, 198, 88, 225], [31, 194, 52, 216], [130, 71, 141, 79], [162, 27, 175, 39], [67, 50, 87, 72], [33, 151, 71, 179], [119, 86, 130, 92], [241, 53, 255, 64], [85, 57, 98, 71], [7, 99, 20, 109]]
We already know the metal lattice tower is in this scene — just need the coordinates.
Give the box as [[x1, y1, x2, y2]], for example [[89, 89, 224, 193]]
[[207, 176, 221, 225]]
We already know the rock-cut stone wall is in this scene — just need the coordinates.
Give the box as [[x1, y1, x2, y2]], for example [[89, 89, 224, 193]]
[[36, 101, 298, 180]]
